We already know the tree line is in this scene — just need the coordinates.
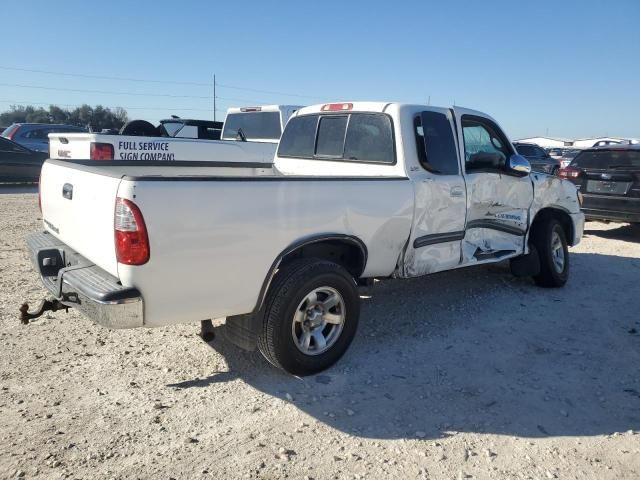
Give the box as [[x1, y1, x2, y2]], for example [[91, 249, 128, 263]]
[[0, 104, 129, 131]]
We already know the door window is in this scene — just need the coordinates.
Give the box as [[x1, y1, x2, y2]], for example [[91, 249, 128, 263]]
[[23, 128, 53, 140], [414, 112, 459, 175], [462, 117, 512, 172], [515, 144, 536, 157]]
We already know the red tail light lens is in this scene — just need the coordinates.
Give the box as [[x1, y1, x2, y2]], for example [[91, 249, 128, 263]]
[[321, 103, 353, 112], [115, 198, 149, 265], [90, 142, 114, 160], [558, 167, 582, 179]]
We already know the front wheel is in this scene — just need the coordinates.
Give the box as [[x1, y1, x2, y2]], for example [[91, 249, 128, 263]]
[[258, 258, 360, 375], [531, 218, 569, 287]]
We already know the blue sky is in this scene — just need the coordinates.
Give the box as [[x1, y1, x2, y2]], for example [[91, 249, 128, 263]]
[[0, 0, 638, 139]]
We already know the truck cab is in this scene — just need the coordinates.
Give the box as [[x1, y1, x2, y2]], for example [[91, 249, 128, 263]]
[[276, 102, 582, 277]]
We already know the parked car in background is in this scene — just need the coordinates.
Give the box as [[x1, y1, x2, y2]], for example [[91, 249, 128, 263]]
[[559, 149, 581, 168], [0, 136, 47, 182], [2, 123, 87, 153], [158, 118, 222, 140], [513, 142, 561, 175], [548, 148, 566, 159], [559, 144, 640, 224]]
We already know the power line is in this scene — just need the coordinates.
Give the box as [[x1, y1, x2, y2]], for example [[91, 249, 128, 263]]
[[217, 82, 327, 101], [0, 99, 224, 112], [0, 83, 289, 105], [0, 65, 211, 87], [0, 64, 327, 100], [0, 82, 211, 99]]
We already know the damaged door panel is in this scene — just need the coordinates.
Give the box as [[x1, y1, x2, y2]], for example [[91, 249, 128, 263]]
[[454, 110, 534, 265], [403, 109, 466, 277]]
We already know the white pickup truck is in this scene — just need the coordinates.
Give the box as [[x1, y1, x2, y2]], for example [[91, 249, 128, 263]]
[[25, 101, 584, 375], [48, 105, 301, 165]]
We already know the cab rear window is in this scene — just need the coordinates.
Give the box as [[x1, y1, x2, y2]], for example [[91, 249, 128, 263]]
[[221, 112, 281, 141], [278, 113, 395, 164]]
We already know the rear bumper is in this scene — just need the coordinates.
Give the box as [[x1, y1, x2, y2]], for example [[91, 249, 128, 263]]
[[27, 231, 143, 329], [583, 209, 640, 223], [582, 194, 640, 223]]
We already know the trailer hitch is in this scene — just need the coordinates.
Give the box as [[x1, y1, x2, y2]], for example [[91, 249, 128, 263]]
[[19, 298, 69, 325]]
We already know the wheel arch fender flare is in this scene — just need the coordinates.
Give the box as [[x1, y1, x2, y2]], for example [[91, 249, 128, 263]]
[[527, 206, 575, 247], [252, 234, 368, 315]]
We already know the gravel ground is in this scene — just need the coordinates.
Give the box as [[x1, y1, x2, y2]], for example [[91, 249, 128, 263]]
[[1, 185, 639, 480]]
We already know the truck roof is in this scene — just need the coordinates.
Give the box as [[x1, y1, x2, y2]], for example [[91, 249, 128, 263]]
[[225, 105, 303, 114], [296, 102, 489, 118]]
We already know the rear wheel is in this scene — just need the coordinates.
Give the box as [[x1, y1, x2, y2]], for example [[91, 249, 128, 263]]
[[551, 166, 560, 176], [531, 218, 569, 287], [258, 258, 359, 375]]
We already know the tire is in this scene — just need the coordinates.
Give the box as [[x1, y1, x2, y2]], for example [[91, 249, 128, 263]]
[[551, 166, 559, 176], [257, 258, 360, 375], [531, 218, 569, 288]]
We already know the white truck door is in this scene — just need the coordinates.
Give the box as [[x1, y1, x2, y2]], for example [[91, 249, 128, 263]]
[[453, 108, 533, 264], [403, 109, 467, 277]]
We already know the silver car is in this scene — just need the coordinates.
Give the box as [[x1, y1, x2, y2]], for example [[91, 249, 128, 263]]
[[2, 123, 87, 153]]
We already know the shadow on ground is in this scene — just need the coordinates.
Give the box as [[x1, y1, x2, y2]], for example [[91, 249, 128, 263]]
[[584, 222, 640, 244], [0, 183, 38, 194], [168, 247, 640, 441]]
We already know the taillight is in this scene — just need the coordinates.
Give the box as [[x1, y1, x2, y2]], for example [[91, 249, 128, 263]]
[[90, 142, 114, 160], [321, 103, 353, 112], [558, 167, 582, 179], [114, 198, 149, 265]]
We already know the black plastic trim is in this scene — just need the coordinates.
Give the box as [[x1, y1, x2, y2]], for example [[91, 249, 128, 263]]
[[413, 231, 465, 248], [466, 220, 525, 236], [252, 234, 368, 314]]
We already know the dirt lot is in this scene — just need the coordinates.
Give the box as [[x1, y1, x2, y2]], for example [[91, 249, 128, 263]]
[[1, 185, 639, 480]]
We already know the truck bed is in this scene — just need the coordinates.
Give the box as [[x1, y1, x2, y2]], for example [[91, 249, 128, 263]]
[[39, 158, 413, 326]]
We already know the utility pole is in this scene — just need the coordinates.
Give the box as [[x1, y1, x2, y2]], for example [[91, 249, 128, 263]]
[[213, 74, 217, 121]]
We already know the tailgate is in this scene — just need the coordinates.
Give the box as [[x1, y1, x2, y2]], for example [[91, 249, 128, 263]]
[[48, 133, 96, 160], [40, 160, 121, 277]]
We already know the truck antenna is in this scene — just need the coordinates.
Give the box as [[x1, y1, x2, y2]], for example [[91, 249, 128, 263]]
[[213, 74, 217, 122]]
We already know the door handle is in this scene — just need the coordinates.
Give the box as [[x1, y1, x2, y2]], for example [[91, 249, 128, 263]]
[[450, 186, 464, 197]]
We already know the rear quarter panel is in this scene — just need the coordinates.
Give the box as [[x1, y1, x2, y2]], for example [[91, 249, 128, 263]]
[[116, 178, 413, 327]]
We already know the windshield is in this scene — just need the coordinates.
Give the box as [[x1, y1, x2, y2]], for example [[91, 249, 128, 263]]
[[572, 150, 640, 169], [221, 112, 281, 141]]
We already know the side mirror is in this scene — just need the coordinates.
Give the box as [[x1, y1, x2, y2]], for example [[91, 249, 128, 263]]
[[508, 154, 531, 176]]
